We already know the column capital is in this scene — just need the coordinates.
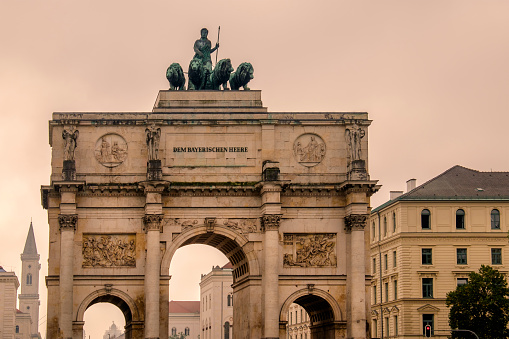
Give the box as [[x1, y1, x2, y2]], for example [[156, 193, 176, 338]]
[[344, 214, 368, 232], [58, 214, 78, 231], [143, 214, 164, 233], [260, 214, 281, 232]]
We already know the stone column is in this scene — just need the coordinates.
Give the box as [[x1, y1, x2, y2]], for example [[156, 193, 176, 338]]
[[58, 214, 77, 339], [143, 214, 163, 339], [261, 179, 282, 339], [345, 214, 368, 339]]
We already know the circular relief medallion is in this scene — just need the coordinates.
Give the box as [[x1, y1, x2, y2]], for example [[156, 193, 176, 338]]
[[95, 133, 128, 168], [293, 134, 326, 167]]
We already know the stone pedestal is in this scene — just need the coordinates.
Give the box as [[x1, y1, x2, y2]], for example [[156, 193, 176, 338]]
[[147, 160, 162, 181], [62, 160, 76, 181]]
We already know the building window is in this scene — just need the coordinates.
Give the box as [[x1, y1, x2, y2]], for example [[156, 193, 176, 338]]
[[16, 325, 19, 333], [290, 311, 292, 324], [227, 294, 232, 306], [456, 209, 465, 229], [373, 319, 378, 338], [457, 248, 467, 265], [492, 248, 502, 265], [384, 282, 389, 302], [394, 315, 399, 336], [393, 250, 397, 267], [171, 327, 177, 335], [421, 209, 431, 229], [373, 258, 376, 274], [373, 285, 377, 304], [372, 222, 376, 240], [423, 314, 434, 335], [384, 216, 387, 236], [422, 248, 432, 265], [385, 317, 390, 337], [393, 212, 396, 232], [394, 280, 398, 300], [384, 254, 388, 270], [27, 273, 32, 285], [422, 278, 433, 298], [224, 322, 230, 339], [491, 209, 501, 229], [457, 278, 468, 286], [185, 327, 190, 335]]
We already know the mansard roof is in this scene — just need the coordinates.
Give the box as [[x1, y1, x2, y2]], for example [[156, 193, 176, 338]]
[[373, 165, 509, 212], [22, 222, 38, 256], [169, 300, 200, 314]]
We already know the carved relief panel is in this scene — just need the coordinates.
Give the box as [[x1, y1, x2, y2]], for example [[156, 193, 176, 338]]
[[94, 133, 128, 168], [82, 234, 136, 267], [293, 133, 326, 167], [283, 233, 337, 267]]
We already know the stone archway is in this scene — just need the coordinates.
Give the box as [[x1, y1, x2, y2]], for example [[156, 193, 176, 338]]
[[280, 288, 346, 339], [75, 288, 143, 339]]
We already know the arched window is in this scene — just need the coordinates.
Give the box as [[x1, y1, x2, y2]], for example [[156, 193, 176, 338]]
[[421, 209, 431, 229], [171, 327, 176, 335], [491, 209, 501, 229], [27, 273, 32, 285], [16, 325, 19, 333], [456, 209, 465, 229], [224, 321, 230, 339], [185, 327, 190, 335], [227, 294, 232, 306]]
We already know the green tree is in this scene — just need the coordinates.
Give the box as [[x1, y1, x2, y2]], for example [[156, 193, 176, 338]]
[[446, 265, 509, 338], [168, 332, 186, 339]]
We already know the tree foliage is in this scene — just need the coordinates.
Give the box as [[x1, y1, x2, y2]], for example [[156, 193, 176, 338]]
[[168, 333, 187, 339], [446, 265, 509, 339]]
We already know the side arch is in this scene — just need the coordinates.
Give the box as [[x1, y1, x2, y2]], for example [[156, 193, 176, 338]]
[[75, 287, 142, 323], [279, 288, 343, 323], [160, 225, 260, 282]]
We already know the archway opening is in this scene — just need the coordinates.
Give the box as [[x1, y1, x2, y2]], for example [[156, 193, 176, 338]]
[[83, 300, 126, 339], [285, 294, 337, 339], [169, 243, 235, 339]]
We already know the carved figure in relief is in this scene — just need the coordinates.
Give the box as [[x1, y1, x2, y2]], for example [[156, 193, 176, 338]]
[[145, 125, 161, 161], [95, 134, 128, 167], [345, 123, 365, 161], [181, 219, 199, 230], [293, 134, 326, 165], [62, 128, 79, 161], [82, 235, 136, 267], [284, 234, 336, 267]]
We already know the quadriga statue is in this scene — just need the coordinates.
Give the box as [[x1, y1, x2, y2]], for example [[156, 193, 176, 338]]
[[229, 62, 254, 91], [188, 58, 207, 90], [166, 63, 186, 90], [209, 58, 234, 90]]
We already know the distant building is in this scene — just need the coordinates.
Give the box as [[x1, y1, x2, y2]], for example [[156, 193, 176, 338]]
[[168, 301, 200, 338], [199, 263, 233, 339], [287, 303, 310, 339], [102, 321, 123, 338], [370, 166, 509, 338], [0, 222, 41, 339]]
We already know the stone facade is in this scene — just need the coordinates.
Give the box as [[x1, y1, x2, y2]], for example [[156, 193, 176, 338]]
[[41, 90, 378, 339], [0, 268, 19, 339], [287, 303, 311, 339], [369, 166, 509, 338]]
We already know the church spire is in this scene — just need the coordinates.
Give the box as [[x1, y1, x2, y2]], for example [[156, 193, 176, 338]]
[[22, 221, 38, 256]]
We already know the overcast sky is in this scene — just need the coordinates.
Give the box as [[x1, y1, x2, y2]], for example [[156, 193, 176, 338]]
[[1, 1, 508, 338]]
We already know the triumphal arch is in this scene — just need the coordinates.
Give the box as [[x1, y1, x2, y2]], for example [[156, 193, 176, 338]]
[[42, 45, 378, 339]]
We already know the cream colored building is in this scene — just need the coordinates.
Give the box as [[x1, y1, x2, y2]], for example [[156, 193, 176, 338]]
[[370, 165, 509, 338], [199, 263, 233, 339], [168, 301, 200, 338], [0, 267, 19, 339], [287, 303, 310, 339]]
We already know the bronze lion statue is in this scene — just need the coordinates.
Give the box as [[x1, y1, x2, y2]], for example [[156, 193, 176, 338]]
[[209, 58, 234, 90], [166, 63, 186, 90], [229, 62, 254, 91], [188, 58, 207, 90]]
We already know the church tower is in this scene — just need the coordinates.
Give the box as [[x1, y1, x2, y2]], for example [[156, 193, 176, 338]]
[[19, 222, 41, 338]]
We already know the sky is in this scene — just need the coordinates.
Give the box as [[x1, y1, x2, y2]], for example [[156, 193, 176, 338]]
[[1, 1, 508, 338]]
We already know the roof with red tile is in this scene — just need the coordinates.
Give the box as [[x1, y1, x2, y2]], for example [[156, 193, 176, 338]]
[[169, 300, 200, 314]]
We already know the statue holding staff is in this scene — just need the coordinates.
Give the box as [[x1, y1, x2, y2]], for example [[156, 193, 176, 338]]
[[145, 125, 161, 161], [62, 128, 79, 161], [193, 28, 219, 73]]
